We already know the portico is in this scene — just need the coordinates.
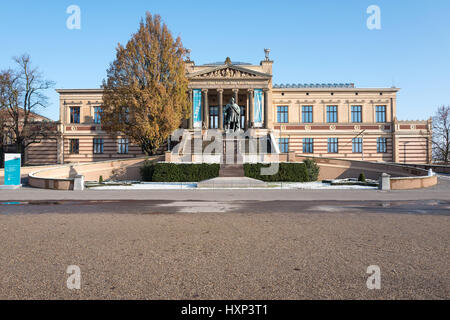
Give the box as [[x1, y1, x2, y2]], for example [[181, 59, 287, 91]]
[[185, 57, 273, 131]]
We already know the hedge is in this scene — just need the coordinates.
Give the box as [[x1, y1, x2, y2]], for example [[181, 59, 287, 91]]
[[140, 161, 220, 182], [244, 160, 320, 182]]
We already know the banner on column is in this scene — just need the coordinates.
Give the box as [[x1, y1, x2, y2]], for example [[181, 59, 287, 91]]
[[4, 153, 21, 186], [254, 89, 263, 127], [193, 89, 202, 128]]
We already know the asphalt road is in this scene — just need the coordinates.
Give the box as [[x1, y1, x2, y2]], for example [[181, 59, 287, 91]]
[[0, 199, 449, 300]]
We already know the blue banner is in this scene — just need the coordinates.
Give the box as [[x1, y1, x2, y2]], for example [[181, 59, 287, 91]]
[[254, 89, 263, 125], [4, 153, 21, 186], [193, 89, 202, 128]]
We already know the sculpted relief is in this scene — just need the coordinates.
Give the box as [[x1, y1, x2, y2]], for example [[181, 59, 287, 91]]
[[194, 68, 258, 79]]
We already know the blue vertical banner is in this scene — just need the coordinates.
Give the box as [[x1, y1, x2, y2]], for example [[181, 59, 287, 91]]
[[254, 89, 263, 126], [4, 153, 21, 186], [193, 89, 202, 128]]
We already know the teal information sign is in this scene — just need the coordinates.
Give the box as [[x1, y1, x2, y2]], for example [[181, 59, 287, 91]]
[[4, 153, 21, 186]]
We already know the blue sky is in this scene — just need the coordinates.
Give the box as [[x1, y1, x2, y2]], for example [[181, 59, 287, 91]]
[[1, 0, 449, 121]]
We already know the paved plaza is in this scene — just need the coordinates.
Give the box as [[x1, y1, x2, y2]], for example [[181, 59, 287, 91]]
[[0, 177, 449, 299]]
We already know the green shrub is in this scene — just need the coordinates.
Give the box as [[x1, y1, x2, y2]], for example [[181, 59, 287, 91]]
[[358, 173, 366, 182], [140, 162, 220, 182], [303, 159, 320, 182], [99, 175, 103, 184], [244, 161, 317, 182]]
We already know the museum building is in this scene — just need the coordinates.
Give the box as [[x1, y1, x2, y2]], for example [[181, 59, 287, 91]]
[[53, 51, 432, 165]]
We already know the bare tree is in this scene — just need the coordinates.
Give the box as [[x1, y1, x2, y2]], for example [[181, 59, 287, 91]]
[[0, 54, 56, 162], [432, 106, 450, 164]]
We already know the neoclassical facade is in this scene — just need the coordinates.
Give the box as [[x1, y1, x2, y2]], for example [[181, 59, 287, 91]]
[[54, 52, 432, 165]]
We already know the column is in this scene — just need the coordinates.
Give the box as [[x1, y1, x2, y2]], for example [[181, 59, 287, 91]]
[[263, 89, 269, 129], [248, 89, 254, 128], [188, 90, 193, 129], [218, 89, 223, 130], [202, 89, 209, 129], [233, 89, 239, 103]]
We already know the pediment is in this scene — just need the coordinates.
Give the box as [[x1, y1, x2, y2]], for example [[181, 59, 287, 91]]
[[187, 65, 271, 80]]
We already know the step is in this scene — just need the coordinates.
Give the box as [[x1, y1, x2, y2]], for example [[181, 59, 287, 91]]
[[219, 164, 245, 177]]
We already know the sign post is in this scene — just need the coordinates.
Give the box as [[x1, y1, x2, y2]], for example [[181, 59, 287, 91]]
[[1, 153, 22, 189]]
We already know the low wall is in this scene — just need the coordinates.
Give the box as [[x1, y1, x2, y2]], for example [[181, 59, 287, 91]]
[[28, 156, 160, 190], [390, 175, 438, 190], [292, 155, 436, 190], [397, 163, 450, 174]]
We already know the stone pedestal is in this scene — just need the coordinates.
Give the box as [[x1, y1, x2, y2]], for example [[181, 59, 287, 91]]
[[73, 175, 85, 191], [379, 173, 391, 191]]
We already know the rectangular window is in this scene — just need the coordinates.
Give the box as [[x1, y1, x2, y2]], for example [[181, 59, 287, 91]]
[[277, 106, 288, 123], [94, 107, 103, 124], [352, 138, 363, 153], [303, 138, 314, 153], [326, 106, 338, 123], [118, 138, 129, 154], [278, 138, 289, 153], [70, 107, 80, 124], [119, 107, 130, 123], [93, 138, 104, 154], [327, 138, 338, 153], [377, 137, 387, 153], [69, 139, 79, 154], [351, 106, 362, 123], [376, 106, 386, 123], [302, 106, 313, 123]]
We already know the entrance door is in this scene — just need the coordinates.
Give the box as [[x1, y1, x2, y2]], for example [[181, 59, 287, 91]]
[[209, 106, 219, 129]]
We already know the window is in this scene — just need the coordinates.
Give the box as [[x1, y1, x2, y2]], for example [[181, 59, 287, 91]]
[[303, 138, 314, 153], [69, 139, 79, 154], [277, 106, 288, 123], [377, 138, 387, 153], [278, 138, 289, 153], [352, 138, 363, 153], [327, 106, 338, 123], [240, 106, 246, 129], [94, 107, 102, 124], [351, 106, 362, 123], [328, 138, 338, 153], [376, 106, 386, 123], [209, 106, 219, 129], [302, 106, 313, 123], [93, 138, 104, 154], [120, 107, 130, 123], [118, 138, 129, 154], [70, 107, 80, 124]]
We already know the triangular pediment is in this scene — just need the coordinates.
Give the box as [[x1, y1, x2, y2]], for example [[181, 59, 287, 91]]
[[187, 65, 271, 80]]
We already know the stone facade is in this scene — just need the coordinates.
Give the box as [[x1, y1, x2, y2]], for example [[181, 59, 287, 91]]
[[54, 54, 432, 165]]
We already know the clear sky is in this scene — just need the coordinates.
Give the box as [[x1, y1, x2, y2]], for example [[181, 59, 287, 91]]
[[1, 0, 449, 121]]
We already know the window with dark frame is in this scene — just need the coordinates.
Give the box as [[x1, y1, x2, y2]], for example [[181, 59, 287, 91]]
[[277, 106, 288, 123], [351, 106, 362, 123], [278, 138, 289, 153], [303, 138, 314, 153], [69, 139, 79, 154], [326, 106, 338, 123], [70, 107, 80, 124], [118, 138, 129, 154], [328, 138, 338, 153], [93, 138, 104, 154], [94, 107, 103, 124], [376, 106, 386, 123], [377, 137, 387, 153], [302, 106, 313, 123], [352, 138, 363, 153]]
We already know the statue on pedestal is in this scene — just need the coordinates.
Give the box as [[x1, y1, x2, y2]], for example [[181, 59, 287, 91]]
[[224, 97, 240, 133]]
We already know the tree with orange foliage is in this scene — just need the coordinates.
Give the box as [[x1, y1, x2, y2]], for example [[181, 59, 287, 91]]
[[101, 12, 190, 155]]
